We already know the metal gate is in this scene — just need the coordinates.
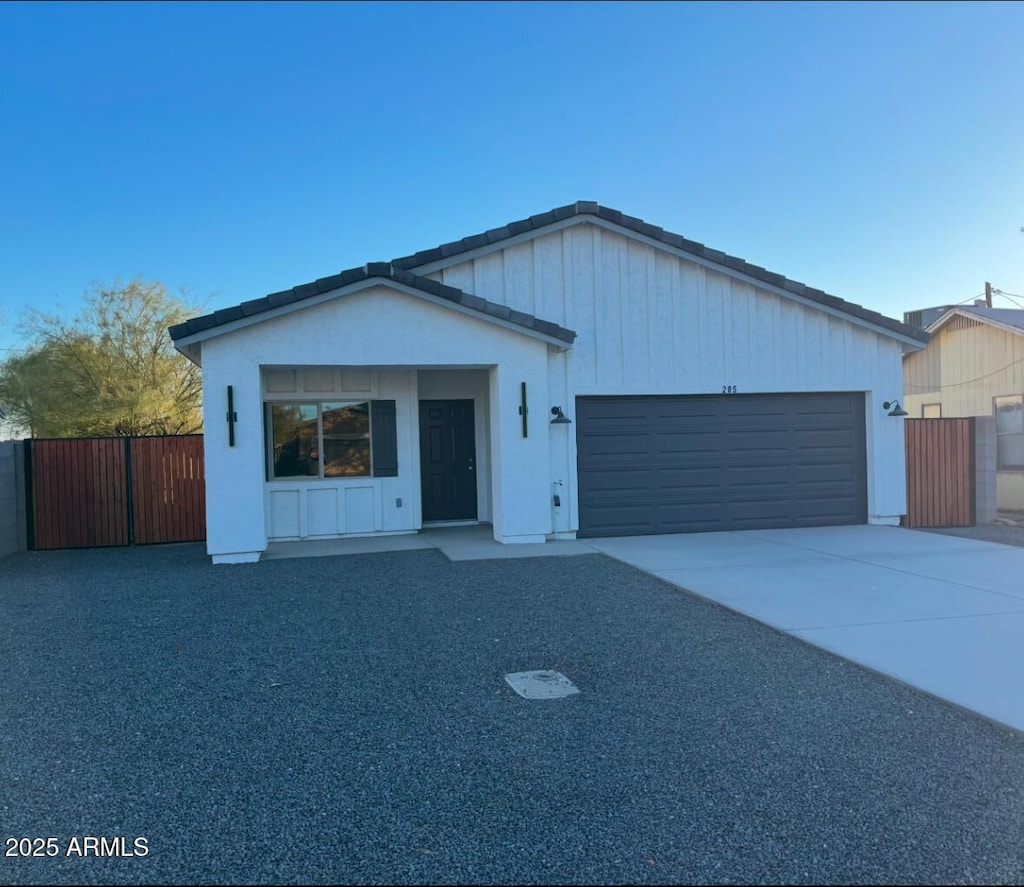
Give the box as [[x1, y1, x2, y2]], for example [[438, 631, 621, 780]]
[[27, 435, 206, 550]]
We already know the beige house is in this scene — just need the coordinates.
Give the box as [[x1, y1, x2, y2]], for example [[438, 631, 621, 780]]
[[903, 305, 1024, 511]]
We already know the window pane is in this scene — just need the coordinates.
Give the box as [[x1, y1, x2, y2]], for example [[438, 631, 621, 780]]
[[271, 404, 319, 478], [322, 402, 371, 477], [998, 433, 1024, 470], [995, 396, 1024, 434]]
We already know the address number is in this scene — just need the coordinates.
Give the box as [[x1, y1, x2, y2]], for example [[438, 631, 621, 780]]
[[722, 385, 738, 394]]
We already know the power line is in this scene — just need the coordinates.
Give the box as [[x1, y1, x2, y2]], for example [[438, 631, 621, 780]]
[[993, 288, 1024, 309], [905, 354, 1024, 391]]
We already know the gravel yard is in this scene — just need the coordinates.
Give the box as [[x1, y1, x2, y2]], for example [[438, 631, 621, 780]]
[[918, 522, 1024, 549], [1, 543, 1022, 885]]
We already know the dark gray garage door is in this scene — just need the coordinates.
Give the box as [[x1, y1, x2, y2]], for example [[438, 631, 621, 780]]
[[576, 393, 867, 537]]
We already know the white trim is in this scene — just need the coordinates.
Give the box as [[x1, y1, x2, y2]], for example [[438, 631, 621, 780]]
[[212, 551, 262, 565], [493, 532, 547, 544], [925, 306, 1024, 339], [173, 278, 574, 354]]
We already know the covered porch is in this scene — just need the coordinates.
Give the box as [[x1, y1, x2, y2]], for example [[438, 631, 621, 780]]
[[261, 365, 498, 543]]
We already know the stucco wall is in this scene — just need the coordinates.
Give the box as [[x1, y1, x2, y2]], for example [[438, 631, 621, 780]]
[[199, 285, 553, 562]]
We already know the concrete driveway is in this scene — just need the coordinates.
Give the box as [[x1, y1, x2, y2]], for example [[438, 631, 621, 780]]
[[587, 525, 1024, 734]]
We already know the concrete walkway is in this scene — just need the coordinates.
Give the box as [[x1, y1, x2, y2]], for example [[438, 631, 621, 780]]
[[587, 524, 1024, 734], [266, 523, 1024, 734]]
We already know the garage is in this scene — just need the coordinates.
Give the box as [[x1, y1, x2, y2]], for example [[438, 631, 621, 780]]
[[575, 393, 867, 537]]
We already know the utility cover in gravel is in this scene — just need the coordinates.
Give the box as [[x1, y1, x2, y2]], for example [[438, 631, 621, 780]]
[[505, 670, 581, 699]]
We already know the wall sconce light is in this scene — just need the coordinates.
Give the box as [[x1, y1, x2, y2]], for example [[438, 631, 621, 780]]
[[550, 406, 572, 425], [226, 385, 238, 446], [883, 399, 908, 417]]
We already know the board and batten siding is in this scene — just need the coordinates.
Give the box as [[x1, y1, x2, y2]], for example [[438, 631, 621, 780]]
[[430, 220, 908, 528], [433, 224, 897, 397], [903, 320, 1024, 419]]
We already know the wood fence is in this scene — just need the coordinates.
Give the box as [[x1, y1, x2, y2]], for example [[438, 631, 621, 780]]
[[28, 435, 205, 550], [903, 418, 975, 528]]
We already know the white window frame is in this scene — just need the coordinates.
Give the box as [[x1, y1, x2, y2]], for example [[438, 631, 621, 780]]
[[994, 394, 1024, 470], [265, 400, 373, 481]]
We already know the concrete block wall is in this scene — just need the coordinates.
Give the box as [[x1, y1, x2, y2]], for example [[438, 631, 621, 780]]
[[974, 416, 997, 525], [0, 440, 28, 558]]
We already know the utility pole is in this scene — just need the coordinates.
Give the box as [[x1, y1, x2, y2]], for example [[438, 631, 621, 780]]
[[985, 281, 992, 308]]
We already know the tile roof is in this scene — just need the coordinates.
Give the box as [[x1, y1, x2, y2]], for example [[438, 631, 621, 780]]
[[392, 201, 929, 345], [169, 201, 928, 346], [168, 263, 577, 345]]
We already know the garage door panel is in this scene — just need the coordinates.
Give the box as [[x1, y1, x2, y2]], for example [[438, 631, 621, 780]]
[[576, 394, 867, 536], [582, 471, 653, 494], [653, 468, 724, 490], [793, 462, 859, 481], [583, 505, 662, 533]]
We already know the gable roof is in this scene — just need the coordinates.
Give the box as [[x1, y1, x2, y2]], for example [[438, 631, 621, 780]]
[[926, 305, 1024, 337], [169, 201, 928, 349], [169, 262, 577, 347], [391, 201, 929, 346]]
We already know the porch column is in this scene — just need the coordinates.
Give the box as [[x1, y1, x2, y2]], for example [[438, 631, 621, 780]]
[[488, 360, 552, 543]]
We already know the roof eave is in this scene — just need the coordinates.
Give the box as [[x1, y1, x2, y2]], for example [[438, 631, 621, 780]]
[[398, 211, 929, 350], [926, 307, 1024, 338], [169, 277, 576, 352]]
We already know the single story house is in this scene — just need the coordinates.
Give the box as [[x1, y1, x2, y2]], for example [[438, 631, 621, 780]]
[[902, 303, 1024, 510], [169, 202, 929, 563]]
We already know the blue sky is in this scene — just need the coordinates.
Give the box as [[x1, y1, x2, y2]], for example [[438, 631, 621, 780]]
[[1, 0, 1022, 357]]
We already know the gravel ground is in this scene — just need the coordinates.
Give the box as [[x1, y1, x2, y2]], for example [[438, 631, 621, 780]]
[[2, 544, 1023, 886], [917, 523, 1024, 548]]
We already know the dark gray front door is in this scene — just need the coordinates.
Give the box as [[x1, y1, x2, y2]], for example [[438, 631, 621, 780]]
[[576, 393, 867, 537], [419, 400, 477, 522]]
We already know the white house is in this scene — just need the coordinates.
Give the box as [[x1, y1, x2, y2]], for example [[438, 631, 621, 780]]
[[169, 202, 928, 564]]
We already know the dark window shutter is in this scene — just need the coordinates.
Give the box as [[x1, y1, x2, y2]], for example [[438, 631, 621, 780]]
[[371, 400, 398, 477]]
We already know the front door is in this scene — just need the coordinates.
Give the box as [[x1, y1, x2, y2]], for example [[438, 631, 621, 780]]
[[419, 400, 477, 522]]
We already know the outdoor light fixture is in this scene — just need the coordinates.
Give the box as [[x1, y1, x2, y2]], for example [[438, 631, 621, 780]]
[[883, 400, 908, 417], [226, 385, 238, 445], [550, 406, 572, 425]]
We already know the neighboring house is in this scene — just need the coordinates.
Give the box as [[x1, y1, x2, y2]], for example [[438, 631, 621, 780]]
[[169, 201, 928, 564], [903, 304, 1024, 511]]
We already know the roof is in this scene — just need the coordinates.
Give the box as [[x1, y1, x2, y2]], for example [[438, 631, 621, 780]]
[[169, 201, 929, 347], [926, 305, 1024, 336], [168, 262, 576, 346]]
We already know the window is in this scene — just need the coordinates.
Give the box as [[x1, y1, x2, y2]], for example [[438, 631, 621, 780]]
[[921, 403, 942, 418], [268, 401, 371, 479], [994, 395, 1024, 470]]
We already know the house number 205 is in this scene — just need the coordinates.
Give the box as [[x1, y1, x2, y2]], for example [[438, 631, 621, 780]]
[[722, 385, 738, 394]]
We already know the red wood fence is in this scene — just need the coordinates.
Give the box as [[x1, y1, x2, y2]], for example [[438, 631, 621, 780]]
[[28, 435, 205, 550], [903, 418, 975, 528], [129, 436, 206, 544]]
